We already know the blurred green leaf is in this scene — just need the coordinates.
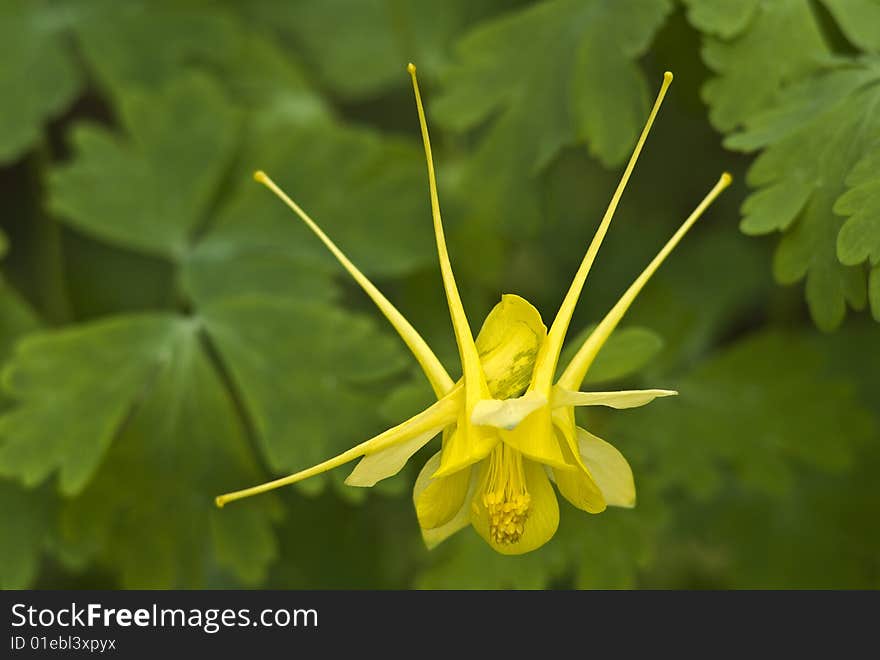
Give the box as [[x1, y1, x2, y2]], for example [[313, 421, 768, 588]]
[[51, 70, 434, 298], [0, 315, 199, 494], [822, 320, 880, 415], [237, 0, 514, 100], [185, 119, 438, 295], [0, 0, 81, 163], [49, 75, 240, 259], [433, 0, 671, 232], [729, 60, 880, 330], [43, 316, 279, 588], [0, 479, 55, 589], [625, 222, 772, 374], [821, 0, 880, 53], [835, 145, 880, 321], [0, 276, 38, 358], [681, 0, 759, 40], [0, 252, 49, 590], [688, 0, 880, 330], [0, 314, 282, 587], [559, 325, 663, 385], [60, 235, 177, 320], [72, 0, 237, 92], [607, 330, 875, 498], [200, 297, 407, 478], [72, 0, 328, 121], [269, 489, 421, 588], [650, 323, 880, 590], [664, 455, 880, 588], [684, 0, 828, 132], [872, 268, 880, 323], [378, 370, 437, 425]]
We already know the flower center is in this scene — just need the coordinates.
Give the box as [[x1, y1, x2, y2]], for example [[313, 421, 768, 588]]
[[482, 443, 530, 545]]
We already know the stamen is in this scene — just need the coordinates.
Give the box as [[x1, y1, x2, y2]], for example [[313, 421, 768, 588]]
[[482, 444, 530, 545], [252, 170, 453, 397]]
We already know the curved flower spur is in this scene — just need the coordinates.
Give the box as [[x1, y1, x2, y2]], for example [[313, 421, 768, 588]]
[[216, 64, 732, 555]]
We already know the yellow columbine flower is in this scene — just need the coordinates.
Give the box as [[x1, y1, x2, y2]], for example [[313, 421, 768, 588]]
[[216, 64, 731, 555]]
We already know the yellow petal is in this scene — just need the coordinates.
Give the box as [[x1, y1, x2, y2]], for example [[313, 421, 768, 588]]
[[216, 389, 460, 507], [414, 452, 473, 530], [530, 72, 674, 393], [253, 171, 454, 397], [413, 451, 475, 549], [475, 294, 546, 399], [470, 459, 559, 555], [434, 410, 499, 477], [434, 294, 547, 475], [558, 173, 732, 391], [551, 406, 582, 467], [552, 387, 677, 409], [497, 406, 573, 470], [552, 429, 606, 514], [577, 427, 635, 508], [471, 391, 547, 430], [345, 429, 438, 487]]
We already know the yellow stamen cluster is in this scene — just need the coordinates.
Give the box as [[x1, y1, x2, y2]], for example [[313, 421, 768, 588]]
[[482, 443, 530, 545]]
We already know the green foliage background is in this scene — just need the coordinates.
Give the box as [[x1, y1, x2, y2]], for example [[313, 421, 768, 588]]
[[1, 0, 878, 589]]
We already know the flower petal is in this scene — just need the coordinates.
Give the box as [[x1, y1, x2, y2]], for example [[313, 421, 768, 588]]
[[345, 429, 437, 487], [434, 411, 498, 477], [470, 459, 560, 555], [471, 391, 547, 430], [475, 294, 546, 399], [499, 406, 573, 470], [551, 406, 582, 467], [577, 427, 635, 508], [414, 450, 473, 530], [553, 387, 677, 409], [413, 451, 474, 549], [558, 173, 732, 391], [253, 171, 453, 397], [552, 437, 606, 514]]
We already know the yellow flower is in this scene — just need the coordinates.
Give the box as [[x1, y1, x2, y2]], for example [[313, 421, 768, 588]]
[[216, 64, 731, 555]]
